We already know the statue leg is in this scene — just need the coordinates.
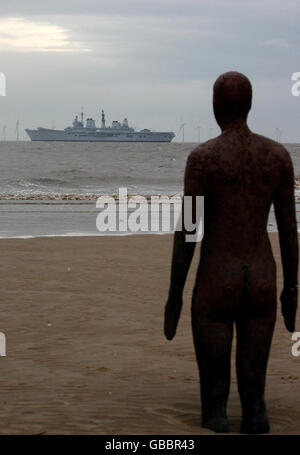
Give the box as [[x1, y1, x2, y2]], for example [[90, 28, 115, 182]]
[[235, 303, 276, 434], [192, 304, 233, 433]]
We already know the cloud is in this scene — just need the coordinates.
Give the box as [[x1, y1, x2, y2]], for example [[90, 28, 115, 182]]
[[0, 0, 300, 18], [0, 17, 90, 52], [260, 38, 289, 48]]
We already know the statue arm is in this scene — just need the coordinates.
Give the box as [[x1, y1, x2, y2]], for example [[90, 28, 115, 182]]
[[273, 150, 299, 332], [164, 150, 205, 339]]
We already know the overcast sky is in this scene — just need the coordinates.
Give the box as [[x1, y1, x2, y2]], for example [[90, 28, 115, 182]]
[[0, 0, 299, 141]]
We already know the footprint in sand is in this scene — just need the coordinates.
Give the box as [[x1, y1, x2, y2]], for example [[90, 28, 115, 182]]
[[145, 403, 201, 429], [280, 375, 298, 383]]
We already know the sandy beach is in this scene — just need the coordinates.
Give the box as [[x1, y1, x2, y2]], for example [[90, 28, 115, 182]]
[[0, 233, 299, 435]]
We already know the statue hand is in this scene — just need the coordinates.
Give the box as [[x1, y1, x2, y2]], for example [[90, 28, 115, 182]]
[[280, 286, 298, 333], [164, 293, 183, 340]]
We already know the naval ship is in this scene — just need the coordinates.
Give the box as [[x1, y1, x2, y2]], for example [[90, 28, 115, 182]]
[[25, 110, 175, 143]]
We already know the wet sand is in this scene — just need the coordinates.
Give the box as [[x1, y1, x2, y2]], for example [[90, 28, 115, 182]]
[[0, 233, 299, 434]]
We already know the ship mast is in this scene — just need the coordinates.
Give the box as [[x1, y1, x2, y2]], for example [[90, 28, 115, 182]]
[[80, 106, 85, 126], [101, 110, 106, 128]]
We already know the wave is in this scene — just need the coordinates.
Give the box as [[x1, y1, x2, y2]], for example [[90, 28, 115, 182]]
[[0, 192, 183, 201], [0, 191, 299, 202]]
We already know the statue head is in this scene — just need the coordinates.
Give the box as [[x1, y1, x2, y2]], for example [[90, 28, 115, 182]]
[[213, 71, 252, 129]]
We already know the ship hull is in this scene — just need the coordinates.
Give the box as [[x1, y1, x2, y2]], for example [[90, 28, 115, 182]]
[[25, 128, 175, 143]]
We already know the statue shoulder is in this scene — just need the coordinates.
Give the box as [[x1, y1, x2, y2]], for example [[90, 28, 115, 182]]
[[252, 133, 293, 170], [186, 139, 216, 166]]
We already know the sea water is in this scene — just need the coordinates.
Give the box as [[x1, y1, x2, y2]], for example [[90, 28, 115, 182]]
[[0, 141, 299, 237]]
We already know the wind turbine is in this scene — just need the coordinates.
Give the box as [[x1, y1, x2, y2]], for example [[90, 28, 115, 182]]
[[2, 125, 6, 141], [195, 125, 201, 143], [275, 127, 283, 143], [177, 122, 186, 143], [15, 120, 20, 140]]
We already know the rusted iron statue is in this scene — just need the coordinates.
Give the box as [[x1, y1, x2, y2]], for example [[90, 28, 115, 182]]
[[164, 71, 298, 434]]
